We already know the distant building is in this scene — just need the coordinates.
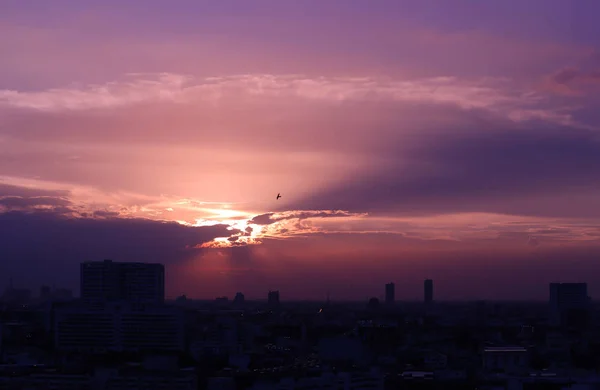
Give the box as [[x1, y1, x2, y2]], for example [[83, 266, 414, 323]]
[[39, 285, 51, 301], [367, 297, 380, 310], [54, 302, 184, 353], [267, 290, 279, 307], [482, 346, 529, 373], [1, 280, 31, 305], [549, 282, 589, 309], [233, 292, 245, 305], [52, 288, 73, 301], [385, 282, 395, 305], [80, 260, 164, 303], [549, 282, 590, 327], [424, 279, 433, 304]]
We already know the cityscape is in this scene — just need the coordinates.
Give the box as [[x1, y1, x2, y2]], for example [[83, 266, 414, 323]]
[[2, 1, 600, 389], [0, 259, 598, 389]]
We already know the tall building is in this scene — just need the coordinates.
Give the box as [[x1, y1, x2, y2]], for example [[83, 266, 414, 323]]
[[385, 282, 395, 305], [549, 282, 589, 309], [80, 260, 165, 303], [268, 290, 280, 306], [549, 282, 590, 327], [424, 279, 433, 304]]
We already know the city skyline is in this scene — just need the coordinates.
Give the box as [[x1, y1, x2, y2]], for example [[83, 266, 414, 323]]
[[3, 261, 593, 303], [1, 1, 600, 300]]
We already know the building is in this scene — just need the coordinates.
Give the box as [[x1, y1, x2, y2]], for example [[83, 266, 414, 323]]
[[80, 260, 164, 302], [549, 282, 590, 327], [424, 279, 433, 304], [233, 292, 245, 305], [267, 290, 279, 307], [40, 285, 51, 301], [54, 302, 184, 352], [549, 282, 589, 309], [385, 282, 395, 305], [482, 346, 529, 373]]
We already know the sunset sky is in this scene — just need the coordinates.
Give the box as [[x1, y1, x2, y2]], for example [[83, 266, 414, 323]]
[[1, 0, 600, 301]]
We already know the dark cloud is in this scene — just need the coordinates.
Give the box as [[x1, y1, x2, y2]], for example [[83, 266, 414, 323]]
[[0, 195, 71, 209], [287, 124, 600, 218], [527, 236, 539, 247], [0, 211, 234, 291], [0, 183, 69, 198], [92, 210, 121, 218], [552, 67, 600, 85], [553, 67, 581, 84], [250, 210, 360, 225]]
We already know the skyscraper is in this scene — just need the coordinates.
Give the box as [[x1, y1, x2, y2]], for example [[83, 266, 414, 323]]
[[549, 283, 588, 309], [385, 282, 395, 305], [268, 290, 280, 307], [549, 282, 590, 327], [424, 279, 433, 304], [80, 259, 165, 303]]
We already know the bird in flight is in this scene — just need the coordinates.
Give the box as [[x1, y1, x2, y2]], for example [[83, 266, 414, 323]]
[[276, 193, 281, 200]]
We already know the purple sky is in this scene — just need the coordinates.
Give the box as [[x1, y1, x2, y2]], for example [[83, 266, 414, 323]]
[[1, 1, 600, 301]]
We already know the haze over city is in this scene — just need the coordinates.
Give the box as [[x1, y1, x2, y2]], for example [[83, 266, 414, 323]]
[[2, 0, 600, 300]]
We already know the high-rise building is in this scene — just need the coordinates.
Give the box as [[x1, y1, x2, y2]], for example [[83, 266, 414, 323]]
[[424, 279, 433, 304], [549, 282, 590, 327], [385, 282, 395, 305], [549, 282, 589, 309], [80, 260, 165, 303], [268, 290, 280, 306]]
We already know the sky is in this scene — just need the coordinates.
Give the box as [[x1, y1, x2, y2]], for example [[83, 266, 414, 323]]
[[1, 0, 600, 301]]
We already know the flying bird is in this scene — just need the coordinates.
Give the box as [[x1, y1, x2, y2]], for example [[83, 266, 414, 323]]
[[276, 193, 281, 200]]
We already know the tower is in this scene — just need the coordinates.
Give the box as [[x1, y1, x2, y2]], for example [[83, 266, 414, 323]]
[[385, 282, 395, 305], [424, 279, 433, 304]]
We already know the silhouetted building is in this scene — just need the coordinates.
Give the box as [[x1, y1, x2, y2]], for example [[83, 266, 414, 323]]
[[549, 282, 588, 309], [367, 297, 380, 310], [424, 279, 433, 304], [268, 290, 280, 307], [549, 282, 590, 327], [54, 302, 184, 352], [40, 285, 51, 301], [80, 259, 164, 303], [385, 282, 395, 305], [53, 288, 73, 301], [1, 279, 31, 305], [233, 292, 245, 305]]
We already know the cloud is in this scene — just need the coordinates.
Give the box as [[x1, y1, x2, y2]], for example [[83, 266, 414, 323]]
[[1, 72, 593, 202], [553, 67, 600, 85], [286, 124, 600, 219], [0, 195, 71, 209], [527, 236, 540, 247], [0, 74, 582, 132], [540, 67, 600, 96], [0, 210, 234, 289], [0, 183, 69, 198], [249, 210, 365, 225]]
